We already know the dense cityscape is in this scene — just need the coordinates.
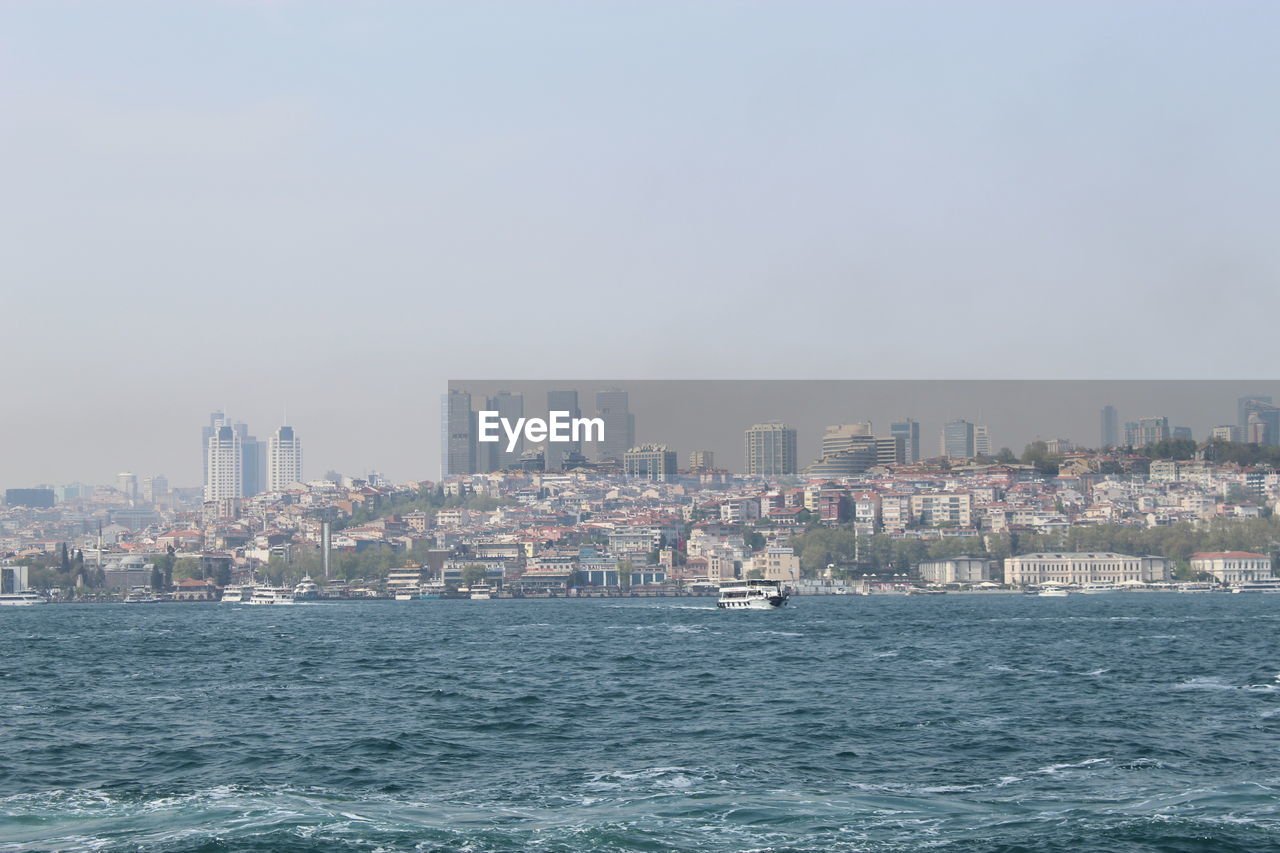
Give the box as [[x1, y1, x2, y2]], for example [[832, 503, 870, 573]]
[[5, 392, 1280, 602]]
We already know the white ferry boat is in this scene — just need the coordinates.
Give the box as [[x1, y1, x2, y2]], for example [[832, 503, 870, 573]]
[[0, 592, 47, 606], [1230, 578, 1280, 594], [1038, 586, 1070, 597], [247, 586, 296, 605], [717, 579, 788, 609], [293, 575, 320, 600], [1079, 582, 1123, 594], [394, 587, 418, 601], [469, 584, 493, 600], [418, 582, 446, 599], [1177, 582, 1220, 593], [220, 584, 254, 603]]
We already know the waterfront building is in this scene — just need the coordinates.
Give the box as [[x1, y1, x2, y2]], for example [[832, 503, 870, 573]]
[[916, 556, 992, 584], [745, 422, 797, 477], [1004, 552, 1172, 586], [267, 425, 303, 492], [1190, 551, 1273, 584]]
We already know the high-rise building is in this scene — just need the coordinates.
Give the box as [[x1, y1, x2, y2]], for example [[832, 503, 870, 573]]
[[890, 419, 920, 464], [483, 391, 524, 471], [1137, 416, 1170, 447], [595, 389, 635, 464], [623, 444, 677, 482], [941, 420, 975, 460], [235, 423, 267, 497], [1247, 412, 1270, 445], [689, 450, 715, 470], [1100, 405, 1119, 448], [1172, 426, 1193, 441], [974, 425, 992, 458], [1123, 421, 1141, 447], [545, 390, 581, 470], [1239, 395, 1274, 429], [745, 422, 797, 477], [1212, 425, 1243, 443], [143, 475, 168, 503], [117, 472, 138, 499], [1240, 398, 1280, 447], [201, 410, 225, 488], [268, 425, 303, 491], [205, 424, 242, 502], [441, 390, 475, 478]]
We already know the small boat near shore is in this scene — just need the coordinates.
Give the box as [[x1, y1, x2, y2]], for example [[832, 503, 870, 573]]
[[0, 592, 47, 606]]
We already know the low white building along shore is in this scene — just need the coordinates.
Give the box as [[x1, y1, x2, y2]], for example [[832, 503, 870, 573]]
[[1189, 551, 1273, 585], [915, 556, 993, 585], [1003, 552, 1172, 587]]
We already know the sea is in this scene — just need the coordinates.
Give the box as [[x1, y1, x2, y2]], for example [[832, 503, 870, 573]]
[[3, 594, 1280, 852]]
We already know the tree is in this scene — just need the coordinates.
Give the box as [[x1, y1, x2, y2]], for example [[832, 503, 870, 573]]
[[460, 564, 488, 587], [995, 448, 1017, 464], [617, 559, 634, 590]]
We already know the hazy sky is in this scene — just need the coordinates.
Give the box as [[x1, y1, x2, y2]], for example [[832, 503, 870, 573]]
[[3, 2, 1279, 488]]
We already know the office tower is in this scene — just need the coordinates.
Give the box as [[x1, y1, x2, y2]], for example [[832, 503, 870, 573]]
[[1240, 398, 1280, 447], [201, 410, 226, 488], [974, 425, 992, 458], [234, 423, 267, 497], [1239, 396, 1274, 429], [941, 420, 976, 460], [1100, 405, 1119, 448], [441, 390, 475, 478], [545, 389, 581, 470], [808, 424, 877, 477], [483, 391, 524, 471], [688, 450, 715, 470], [1137, 416, 1170, 447], [745, 422, 797, 477], [890, 419, 921, 464], [117, 472, 138, 499], [143, 475, 168, 503], [1247, 412, 1270, 444], [623, 444, 678, 482], [594, 389, 635, 464], [268, 425, 303, 491], [1123, 421, 1140, 447], [205, 424, 242, 501], [1172, 426, 1193, 441]]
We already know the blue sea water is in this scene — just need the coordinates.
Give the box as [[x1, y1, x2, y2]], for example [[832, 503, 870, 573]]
[[3, 594, 1280, 852]]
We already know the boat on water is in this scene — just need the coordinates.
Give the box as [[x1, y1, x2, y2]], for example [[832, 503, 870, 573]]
[[1230, 578, 1280, 594], [220, 584, 254, 603], [1079, 582, 1124, 595], [247, 586, 296, 605], [717, 579, 788, 610], [394, 587, 418, 601], [469, 584, 493, 600], [1038, 586, 1070, 597], [293, 575, 321, 600], [0, 592, 47, 606], [1177, 582, 1220, 593], [123, 590, 159, 604], [418, 582, 447, 599]]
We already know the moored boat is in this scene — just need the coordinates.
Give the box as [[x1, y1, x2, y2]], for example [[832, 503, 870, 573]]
[[0, 592, 47, 606], [220, 584, 254, 603], [247, 585, 296, 605]]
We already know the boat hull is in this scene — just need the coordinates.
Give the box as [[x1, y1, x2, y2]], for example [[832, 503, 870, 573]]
[[716, 595, 787, 610]]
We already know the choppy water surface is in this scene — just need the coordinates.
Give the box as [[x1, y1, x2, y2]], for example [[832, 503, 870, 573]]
[[4, 594, 1280, 851]]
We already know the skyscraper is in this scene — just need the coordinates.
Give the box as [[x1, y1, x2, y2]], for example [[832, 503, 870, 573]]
[[235, 422, 267, 497], [441, 390, 476, 478], [1239, 395, 1274, 429], [116, 472, 138, 499], [941, 420, 976, 460], [745, 422, 797, 477], [545, 389, 581, 470], [268, 425, 303, 491], [890, 419, 920, 464], [484, 391, 524, 471], [974, 425, 992, 458], [1239, 398, 1280, 447], [1138, 416, 1170, 447], [205, 424, 242, 502], [201, 410, 225, 488], [594, 389, 635, 464], [1100, 405, 1119, 448]]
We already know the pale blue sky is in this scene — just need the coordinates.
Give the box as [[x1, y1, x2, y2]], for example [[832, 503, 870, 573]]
[[2, 2, 1278, 486]]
